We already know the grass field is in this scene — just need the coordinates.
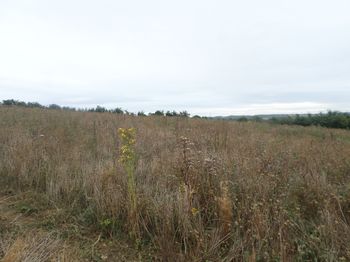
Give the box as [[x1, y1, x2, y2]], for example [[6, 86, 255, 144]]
[[1, 107, 350, 261]]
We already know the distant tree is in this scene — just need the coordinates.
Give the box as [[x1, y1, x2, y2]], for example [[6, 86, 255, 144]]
[[271, 111, 350, 130], [237, 117, 248, 122], [331, 114, 349, 129], [111, 107, 124, 114], [179, 111, 190, 117], [192, 115, 201, 119], [49, 104, 61, 110], [2, 99, 27, 106], [164, 110, 177, 117], [137, 111, 146, 116], [62, 106, 76, 111], [153, 110, 164, 116], [95, 105, 107, 113], [27, 102, 43, 108], [2, 99, 17, 106], [17, 101, 27, 107], [252, 116, 262, 122]]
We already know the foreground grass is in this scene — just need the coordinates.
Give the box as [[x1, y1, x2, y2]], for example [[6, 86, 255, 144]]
[[1, 107, 350, 261], [0, 191, 152, 261]]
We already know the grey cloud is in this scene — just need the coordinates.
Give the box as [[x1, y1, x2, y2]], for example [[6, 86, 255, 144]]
[[0, 0, 350, 115]]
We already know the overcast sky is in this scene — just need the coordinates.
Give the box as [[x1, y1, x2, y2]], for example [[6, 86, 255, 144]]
[[0, 0, 349, 116]]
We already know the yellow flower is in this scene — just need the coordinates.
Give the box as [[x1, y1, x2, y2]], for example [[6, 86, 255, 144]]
[[191, 207, 199, 216], [118, 128, 136, 165]]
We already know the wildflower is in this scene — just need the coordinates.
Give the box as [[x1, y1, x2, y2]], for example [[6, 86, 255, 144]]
[[118, 128, 139, 237], [191, 207, 199, 216]]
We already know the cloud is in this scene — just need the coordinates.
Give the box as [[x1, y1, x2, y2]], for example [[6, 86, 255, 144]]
[[0, 0, 349, 115]]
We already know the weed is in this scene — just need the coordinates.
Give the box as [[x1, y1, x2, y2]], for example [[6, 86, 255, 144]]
[[1, 107, 350, 260]]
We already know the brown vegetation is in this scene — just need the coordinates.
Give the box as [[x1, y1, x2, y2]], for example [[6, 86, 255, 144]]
[[1, 107, 350, 261]]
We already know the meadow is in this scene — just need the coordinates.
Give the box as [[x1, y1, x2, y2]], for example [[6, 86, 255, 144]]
[[1, 106, 350, 261]]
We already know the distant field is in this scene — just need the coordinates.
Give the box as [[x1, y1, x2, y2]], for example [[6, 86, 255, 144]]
[[1, 107, 350, 261]]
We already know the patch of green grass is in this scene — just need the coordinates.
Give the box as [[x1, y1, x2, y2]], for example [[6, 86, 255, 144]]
[[18, 204, 38, 215]]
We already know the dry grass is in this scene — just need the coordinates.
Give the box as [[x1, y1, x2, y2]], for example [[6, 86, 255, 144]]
[[1, 107, 350, 261], [1, 231, 61, 262]]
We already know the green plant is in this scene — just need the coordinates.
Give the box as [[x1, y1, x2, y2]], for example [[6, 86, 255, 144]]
[[118, 127, 139, 238]]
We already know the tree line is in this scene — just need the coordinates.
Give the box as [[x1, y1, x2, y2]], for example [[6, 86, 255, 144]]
[[271, 111, 350, 129], [0, 99, 194, 118], [3, 99, 349, 129]]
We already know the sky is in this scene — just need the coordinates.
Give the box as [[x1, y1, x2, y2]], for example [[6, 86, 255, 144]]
[[0, 0, 349, 116]]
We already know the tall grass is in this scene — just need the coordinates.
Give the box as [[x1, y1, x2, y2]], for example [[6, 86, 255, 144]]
[[1, 107, 350, 261]]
